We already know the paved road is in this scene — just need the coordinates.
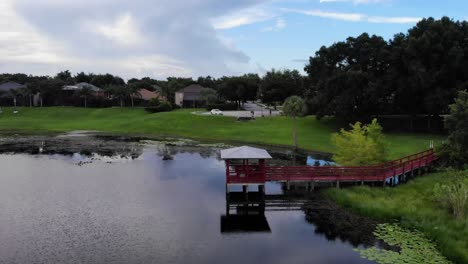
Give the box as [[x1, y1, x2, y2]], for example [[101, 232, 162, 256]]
[[242, 101, 268, 111], [198, 102, 281, 117]]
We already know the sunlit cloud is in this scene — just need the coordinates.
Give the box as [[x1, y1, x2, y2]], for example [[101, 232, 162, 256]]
[[212, 7, 276, 30], [282, 8, 420, 24], [87, 13, 145, 46], [263, 18, 286, 32]]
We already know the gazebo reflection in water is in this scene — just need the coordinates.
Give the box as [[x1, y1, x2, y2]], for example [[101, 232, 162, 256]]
[[219, 146, 307, 234]]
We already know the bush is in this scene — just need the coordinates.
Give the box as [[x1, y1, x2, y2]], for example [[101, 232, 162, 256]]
[[145, 101, 172, 113], [445, 90, 468, 167], [332, 118, 387, 165], [206, 103, 237, 111], [148, 98, 161, 107], [433, 170, 468, 219]]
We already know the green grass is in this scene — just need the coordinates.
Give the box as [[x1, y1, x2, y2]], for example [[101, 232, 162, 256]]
[[0, 107, 445, 158], [324, 172, 468, 264]]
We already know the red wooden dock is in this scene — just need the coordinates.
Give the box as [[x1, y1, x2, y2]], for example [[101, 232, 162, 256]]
[[222, 147, 436, 186]]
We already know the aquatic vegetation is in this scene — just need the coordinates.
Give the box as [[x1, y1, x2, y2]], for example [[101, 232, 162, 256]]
[[433, 170, 468, 219], [356, 223, 451, 264]]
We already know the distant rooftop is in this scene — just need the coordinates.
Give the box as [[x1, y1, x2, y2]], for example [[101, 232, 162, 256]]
[[0, 81, 26, 92], [63, 82, 102, 92], [177, 84, 204, 93], [221, 146, 272, 160]]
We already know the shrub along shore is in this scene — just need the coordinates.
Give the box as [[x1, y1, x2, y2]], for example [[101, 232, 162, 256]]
[[325, 171, 468, 264], [0, 107, 443, 159]]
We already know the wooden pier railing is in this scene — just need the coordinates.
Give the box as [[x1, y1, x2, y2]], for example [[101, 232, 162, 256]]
[[226, 149, 436, 185]]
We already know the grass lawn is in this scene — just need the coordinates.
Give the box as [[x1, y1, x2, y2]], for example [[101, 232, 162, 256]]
[[324, 171, 468, 264], [0, 107, 445, 159]]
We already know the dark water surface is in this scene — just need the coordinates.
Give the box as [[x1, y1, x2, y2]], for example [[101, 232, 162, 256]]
[[0, 135, 376, 264]]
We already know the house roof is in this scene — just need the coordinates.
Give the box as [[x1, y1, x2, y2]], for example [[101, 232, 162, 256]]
[[176, 84, 206, 101], [140, 88, 166, 101], [63, 82, 102, 92], [177, 84, 204, 94], [221, 146, 272, 160], [0, 81, 26, 92]]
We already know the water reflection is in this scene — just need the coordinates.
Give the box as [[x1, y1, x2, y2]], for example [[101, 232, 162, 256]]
[[222, 185, 380, 249], [0, 135, 378, 264]]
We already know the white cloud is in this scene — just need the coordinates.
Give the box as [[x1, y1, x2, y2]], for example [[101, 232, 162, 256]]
[[285, 8, 364, 21], [0, 0, 65, 65], [282, 8, 420, 24], [3, 0, 260, 78], [88, 13, 145, 46], [367, 16, 420, 24], [263, 18, 286, 31], [213, 7, 276, 30]]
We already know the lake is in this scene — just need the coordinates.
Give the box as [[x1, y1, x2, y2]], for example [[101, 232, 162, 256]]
[[0, 134, 378, 264]]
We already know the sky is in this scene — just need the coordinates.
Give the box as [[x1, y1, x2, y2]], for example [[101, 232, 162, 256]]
[[0, 0, 467, 80]]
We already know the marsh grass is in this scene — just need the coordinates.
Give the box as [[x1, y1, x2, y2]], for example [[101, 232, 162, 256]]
[[325, 171, 468, 263]]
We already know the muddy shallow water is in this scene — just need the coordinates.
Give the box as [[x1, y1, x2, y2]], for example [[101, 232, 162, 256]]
[[0, 134, 379, 264]]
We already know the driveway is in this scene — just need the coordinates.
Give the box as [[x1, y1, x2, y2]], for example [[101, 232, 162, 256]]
[[196, 102, 281, 117]]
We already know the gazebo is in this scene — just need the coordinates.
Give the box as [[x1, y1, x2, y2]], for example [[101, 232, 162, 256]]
[[220, 146, 272, 185]]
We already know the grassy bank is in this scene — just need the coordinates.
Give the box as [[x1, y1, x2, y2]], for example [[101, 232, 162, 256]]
[[0, 107, 444, 158], [325, 172, 468, 263]]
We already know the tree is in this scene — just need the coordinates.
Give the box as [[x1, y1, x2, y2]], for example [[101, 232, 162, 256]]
[[445, 90, 468, 167], [200, 88, 217, 105], [304, 17, 468, 123], [260, 69, 304, 106], [38, 78, 65, 106], [55, 70, 74, 84], [216, 75, 260, 108], [128, 83, 141, 107], [18, 86, 33, 107], [9, 89, 20, 108], [106, 85, 128, 107], [197, 76, 216, 88], [305, 33, 390, 120], [283, 96, 307, 149], [79, 84, 94, 108], [75, 72, 93, 83], [331, 119, 387, 165]]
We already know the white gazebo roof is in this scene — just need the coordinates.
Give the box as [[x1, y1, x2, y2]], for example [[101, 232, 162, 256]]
[[220, 146, 272, 160]]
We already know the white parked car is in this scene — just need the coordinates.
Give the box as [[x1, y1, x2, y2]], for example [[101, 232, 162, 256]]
[[210, 109, 223, 115]]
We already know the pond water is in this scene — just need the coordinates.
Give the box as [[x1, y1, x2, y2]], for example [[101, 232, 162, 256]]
[[0, 134, 378, 264]]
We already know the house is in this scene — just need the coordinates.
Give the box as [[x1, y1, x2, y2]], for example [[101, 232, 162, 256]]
[[0, 81, 26, 97], [175, 84, 205, 107], [139, 88, 166, 101], [62, 82, 105, 97]]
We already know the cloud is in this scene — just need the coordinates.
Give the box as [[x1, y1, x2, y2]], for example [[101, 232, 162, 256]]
[[286, 8, 364, 21], [87, 13, 145, 46], [263, 18, 286, 32], [212, 7, 276, 30], [282, 8, 420, 24], [3, 0, 266, 79], [367, 16, 421, 24], [0, 0, 65, 67]]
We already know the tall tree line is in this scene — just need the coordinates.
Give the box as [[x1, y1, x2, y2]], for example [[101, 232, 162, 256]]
[[305, 17, 468, 121]]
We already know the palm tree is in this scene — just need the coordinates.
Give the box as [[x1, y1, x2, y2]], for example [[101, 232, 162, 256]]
[[128, 83, 141, 107], [10, 89, 20, 109], [283, 96, 307, 149], [19, 86, 33, 107], [106, 85, 128, 107], [79, 84, 94, 108]]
